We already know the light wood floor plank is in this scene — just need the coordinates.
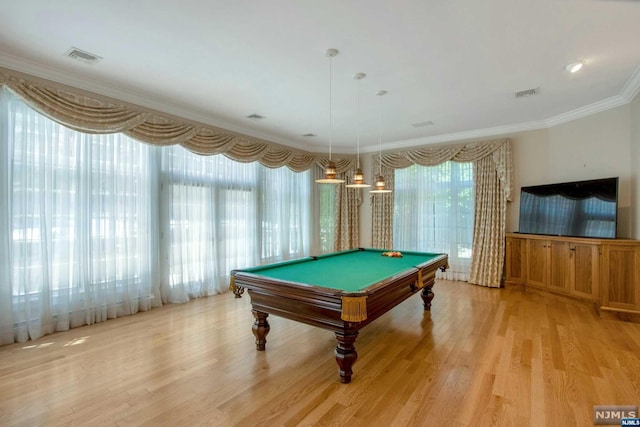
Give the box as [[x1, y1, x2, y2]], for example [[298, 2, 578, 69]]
[[2, 280, 640, 426]]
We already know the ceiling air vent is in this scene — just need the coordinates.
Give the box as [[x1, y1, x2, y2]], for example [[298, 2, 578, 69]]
[[246, 114, 265, 120], [515, 88, 539, 98], [65, 47, 102, 65], [411, 121, 434, 128]]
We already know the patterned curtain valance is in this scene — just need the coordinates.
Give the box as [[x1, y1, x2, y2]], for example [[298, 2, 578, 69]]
[[0, 68, 355, 173], [372, 137, 514, 288], [376, 138, 513, 202]]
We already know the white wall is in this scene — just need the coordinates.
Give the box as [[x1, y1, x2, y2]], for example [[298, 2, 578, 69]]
[[632, 92, 640, 238], [506, 128, 550, 233], [510, 105, 633, 238]]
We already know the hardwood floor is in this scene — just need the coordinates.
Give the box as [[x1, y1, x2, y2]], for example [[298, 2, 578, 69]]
[[1, 280, 640, 426]]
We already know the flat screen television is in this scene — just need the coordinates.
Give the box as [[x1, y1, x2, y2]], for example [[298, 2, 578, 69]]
[[518, 177, 618, 239]]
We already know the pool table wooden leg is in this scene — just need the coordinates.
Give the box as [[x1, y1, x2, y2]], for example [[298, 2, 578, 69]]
[[421, 283, 434, 310], [252, 310, 270, 351], [232, 285, 245, 298], [334, 331, 358, 384]]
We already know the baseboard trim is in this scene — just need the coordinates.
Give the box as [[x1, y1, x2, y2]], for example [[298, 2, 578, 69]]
[[597, 306, 640, 323]]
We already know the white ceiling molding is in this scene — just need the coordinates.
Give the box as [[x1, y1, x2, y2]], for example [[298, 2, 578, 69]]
[[2, 50, 640, 155], [542, 95, 630, 129], [3, 49, 638, 155], [620, 64, 640, 102], [0, 53, 309, 151], [369, 121, 549, 154]]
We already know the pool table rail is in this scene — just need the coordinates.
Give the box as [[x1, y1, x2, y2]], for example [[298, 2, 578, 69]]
[[234, 266, 429, 331], [230, 250, 449, 383]]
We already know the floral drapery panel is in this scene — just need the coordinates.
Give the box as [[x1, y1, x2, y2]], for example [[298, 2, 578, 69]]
[[468, 155, 507, 287], [373, 138, 513, 287], [334, 168, 362, 251], [370, 164, 395, 249]]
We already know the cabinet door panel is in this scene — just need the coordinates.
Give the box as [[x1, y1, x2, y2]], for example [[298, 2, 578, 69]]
[[527, 240, 547, 288], [572, 244, 599, 299], [506, 237, 526, 284], [604, 246, 636, 307], [548, 241, 570, 293]]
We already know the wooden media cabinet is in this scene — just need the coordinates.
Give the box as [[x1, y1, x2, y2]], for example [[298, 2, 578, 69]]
[[505, 232, 640, 320]]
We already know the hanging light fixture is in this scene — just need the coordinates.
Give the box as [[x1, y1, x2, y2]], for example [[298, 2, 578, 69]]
[[370, 90, 392, 194], [345, 72, 370, 188], [316, 48, 345, 184]]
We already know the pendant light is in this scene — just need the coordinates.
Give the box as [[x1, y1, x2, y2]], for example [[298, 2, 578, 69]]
[[316, 48, 345, 184], [345, 72, 370, 188], [370, 90, 392, 194]]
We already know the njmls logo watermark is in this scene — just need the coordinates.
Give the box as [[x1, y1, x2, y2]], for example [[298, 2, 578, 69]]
[[593, 405, 638, 425]]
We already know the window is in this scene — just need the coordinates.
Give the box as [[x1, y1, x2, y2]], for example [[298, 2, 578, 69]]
[[161, 147, 311, 302], [393, 161, 474, 280], [1, 87, 313, 344], [2, 88, 158, 342], [260, 166, 311, 262]]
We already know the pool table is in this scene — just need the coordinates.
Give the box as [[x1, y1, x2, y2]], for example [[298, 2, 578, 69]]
[[230, 248, 448, 383]]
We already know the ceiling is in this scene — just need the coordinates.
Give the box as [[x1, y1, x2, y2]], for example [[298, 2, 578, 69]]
[[1, 0, 640, 154]]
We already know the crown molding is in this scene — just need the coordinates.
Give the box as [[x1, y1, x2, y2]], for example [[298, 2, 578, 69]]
[[0, 53, 312, 152], [373, 65, 640, 153], [371, 120, 548, 153], [542, 94, 629, 128], [543, 64, 640, 128], [620, 64, 640, 102], [2, 53, 640, 155]]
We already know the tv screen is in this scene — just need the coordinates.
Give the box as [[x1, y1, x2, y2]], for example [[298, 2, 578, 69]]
[[518, 177, 618, 239]]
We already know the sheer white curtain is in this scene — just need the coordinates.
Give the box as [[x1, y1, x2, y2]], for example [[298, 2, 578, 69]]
[[160, 146, 311, 303], [314, 166, 337, 254], [259, 165, 311, 262], [0, 88, 160, 344], [393, 161, 474, 281], [0, 88, 314, 344]]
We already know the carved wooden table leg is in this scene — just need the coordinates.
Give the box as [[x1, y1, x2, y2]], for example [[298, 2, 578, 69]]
[[421, 283, 434, 310], [252, 310, 270, 351], [334, 331, 358, 383], [233, 285, 245, 298]]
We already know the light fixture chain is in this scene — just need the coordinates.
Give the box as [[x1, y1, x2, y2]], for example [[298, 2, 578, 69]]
[[345, 72, 369, 188], [378, 94, 382, 174], [356, 76, 360, 168], [316, 49, 345, 184], [370, 89, 390, 193], [329, 54, 333, 160]]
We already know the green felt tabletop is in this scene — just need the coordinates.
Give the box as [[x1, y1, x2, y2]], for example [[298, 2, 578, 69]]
[[239, 249, 443, 292]]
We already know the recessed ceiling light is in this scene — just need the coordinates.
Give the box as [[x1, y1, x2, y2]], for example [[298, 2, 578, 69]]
[[246, 114, 265, 120], [411, 121, 434, 128], [565, 61, 584, 73], [302, 133, 316, 137]]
